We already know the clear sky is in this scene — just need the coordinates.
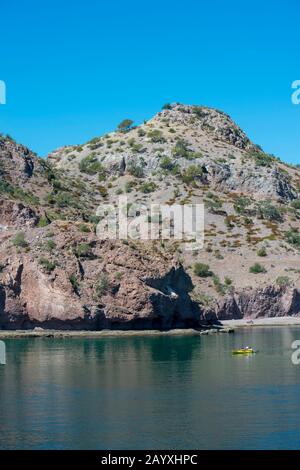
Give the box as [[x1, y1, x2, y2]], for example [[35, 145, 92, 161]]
[[0, 0, 299, 163]]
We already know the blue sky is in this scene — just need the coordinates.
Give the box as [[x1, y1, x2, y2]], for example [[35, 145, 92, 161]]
[[0, 0, 299, 163]]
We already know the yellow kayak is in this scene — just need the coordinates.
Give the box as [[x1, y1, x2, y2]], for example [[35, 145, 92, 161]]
[[232, 348, 256, 355]]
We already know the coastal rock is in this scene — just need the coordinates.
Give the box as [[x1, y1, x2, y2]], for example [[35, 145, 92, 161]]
[[215, 286, 300, 319], [0, 228, 202, 329], [0, 103, 299, 330]]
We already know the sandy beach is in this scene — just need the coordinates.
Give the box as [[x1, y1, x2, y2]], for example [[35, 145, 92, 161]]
[[221, 317, 300, 328]]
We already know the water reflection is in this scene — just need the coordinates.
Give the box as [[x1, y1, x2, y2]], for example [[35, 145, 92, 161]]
[[1, 328, 300, 449]]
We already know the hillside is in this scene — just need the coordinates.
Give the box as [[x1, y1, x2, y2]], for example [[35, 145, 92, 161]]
[[0, 104, 299, 329]]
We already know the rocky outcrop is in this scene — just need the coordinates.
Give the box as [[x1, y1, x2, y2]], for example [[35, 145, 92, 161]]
[[0, 227, 202, 330], [0, 200, 38, 228], [215, 286, 300, 320]]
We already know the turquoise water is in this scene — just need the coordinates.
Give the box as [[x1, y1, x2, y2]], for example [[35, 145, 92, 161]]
[[1, 327, 300, 449]]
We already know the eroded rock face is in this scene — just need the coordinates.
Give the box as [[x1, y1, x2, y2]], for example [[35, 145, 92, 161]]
[[215, 286, 300, 320], [0, 200, 38, 228], [0, 226, 201, 330]]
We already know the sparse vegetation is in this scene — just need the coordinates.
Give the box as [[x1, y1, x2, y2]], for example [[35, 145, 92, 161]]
[[37, 216, 49, 228], [147, 129, 166, 143], [249, 149, 274, 167], [193, 263, 212, 277], [160, 156, 180, 174], [95, 273, 110, 297], [79, 224, 90, 233], [39, 257, 56, 273], [256, 200, 282, 222], [79, 154, 104, 175], [234, 196, 252, 215], [118, 119, 134, 132], [286, 228, 300, 247], [46, 239, 56, 251], [276, 276, 290, 287], [257, 246, 267, 257], [69, 274, 80, 294], [127, 163, 144, 178], [12, 232, 28, 248], [291, 199, 300, 210], [75, 243, 93, 258], [140, 182, 158, 193], [249, 263, 266, 274], [181, 165, 203, 185]]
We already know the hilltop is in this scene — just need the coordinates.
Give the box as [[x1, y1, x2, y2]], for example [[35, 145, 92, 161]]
[[0, 104, 299, 329]]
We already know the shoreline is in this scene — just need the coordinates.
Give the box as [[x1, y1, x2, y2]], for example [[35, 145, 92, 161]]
[[0, 317, 300, 338], [221, 317, 300, 328], [0, 327, 234, 339], [0, 328, 205, 339]]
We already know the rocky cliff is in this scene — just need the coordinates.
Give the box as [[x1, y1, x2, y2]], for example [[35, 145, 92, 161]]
[[0, 104, 299, 329]]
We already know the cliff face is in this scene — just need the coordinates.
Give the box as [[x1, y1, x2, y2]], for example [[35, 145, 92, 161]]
[[214, 286, 300, 320], [0, 104, 299, 329], [0, 222, 200, 330]]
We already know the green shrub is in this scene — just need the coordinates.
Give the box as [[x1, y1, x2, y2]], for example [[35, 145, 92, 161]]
[[69, 274, 80, 293], [172, 139, 190, 158], [79, 154, 103, 175], [137, 128, 146, 137], [160, 156, 174, 171], [257, 246, 267, 257], [159, 156, 180, 175], [12, 231, 28, 248], [118, 119, 134, 132], [276, 276, 290, 287], [127, 163, 144, 178], [128, 139, 143, 153], [0, 178, 40, 206], [248, 150, 274, 167], [291, 199, 300, 210], [249, 263, 266, 274], [256, 201, 282, 222], [124, 180, 135, 193], [234, 196, 252, 215], [46, 191, 79, 209], [286, 228, 300, 247], [79, 224, 90, 233], [181, 165, 203, 185], [88, 137, 102, 145], [39, 257, 56, 273], [140, 182, 157, 193], [162, 103, 172, 110], [193, 263, 212, 277], [205, 194, 223, 211], [192, 106, 207, 119], [212, 275, 226, 294], [98, 185, 108, 197], [95, 274, 110, 297], [75, 243, 93, 258], [37, 216, 49, 228], [147, 129, 166, 143], [224, 277, 233, 286], [46, 239, 56, 251]]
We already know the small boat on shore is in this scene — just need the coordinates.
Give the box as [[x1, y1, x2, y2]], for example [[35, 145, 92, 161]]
[[232, 347, 257, 355]]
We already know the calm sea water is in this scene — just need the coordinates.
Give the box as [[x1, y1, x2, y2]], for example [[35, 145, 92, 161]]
[[1, 327, 300, 449]]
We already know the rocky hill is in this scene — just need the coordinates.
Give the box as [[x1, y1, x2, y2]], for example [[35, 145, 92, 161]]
[[0, 104, 299, 329]]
